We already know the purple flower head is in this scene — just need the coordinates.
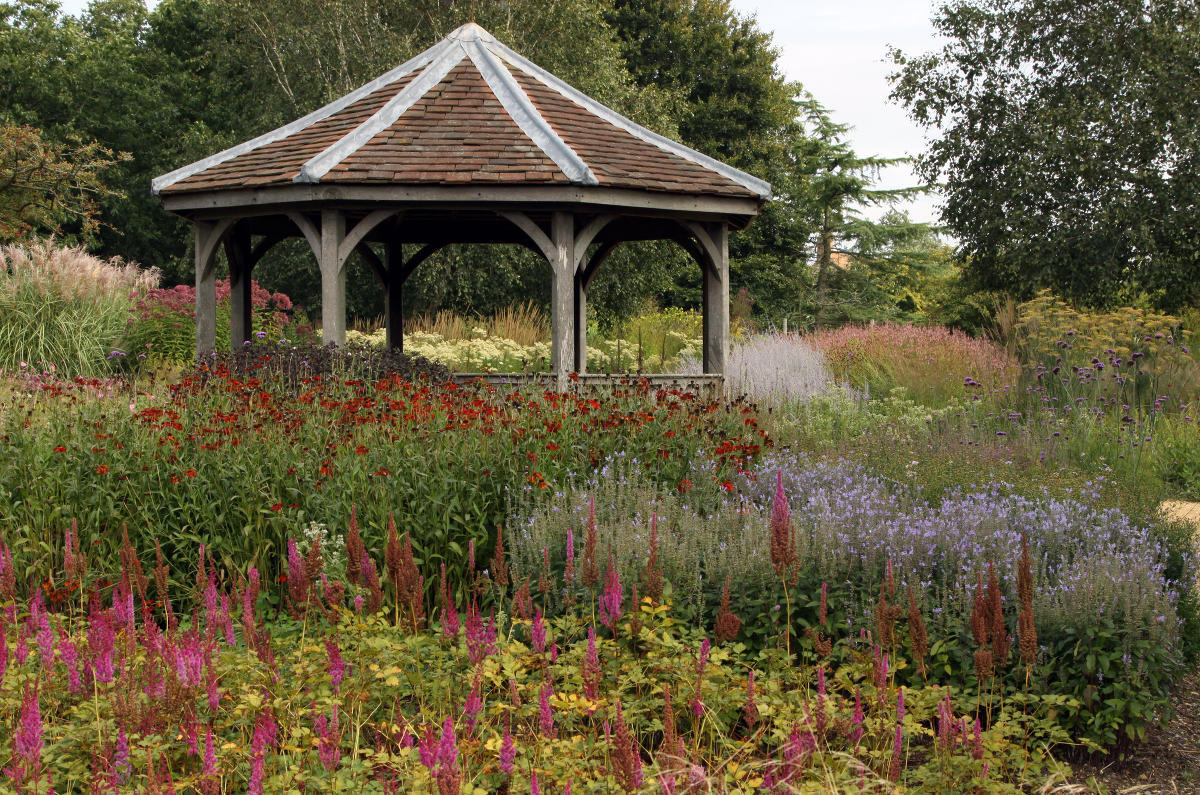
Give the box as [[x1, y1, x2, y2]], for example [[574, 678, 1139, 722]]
[[463, 672, 483, 734], [499, 730, 516, 774], [531, 609, 547, 655], [203, 726, 217, 781], [599, 557, 623, 632], [849, 689, 864, 747], [539, 682, 555, 737], [115, 725, 130, 784], [325, 638, 345, 693]]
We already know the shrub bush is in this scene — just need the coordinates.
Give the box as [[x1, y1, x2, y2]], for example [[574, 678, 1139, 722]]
[[0, 241, 158, 376], [122, 279, 304, 366]]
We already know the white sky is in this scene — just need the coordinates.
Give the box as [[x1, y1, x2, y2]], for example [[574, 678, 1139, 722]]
[[729, 0, 946, 225], [59, 0, 946, 225]]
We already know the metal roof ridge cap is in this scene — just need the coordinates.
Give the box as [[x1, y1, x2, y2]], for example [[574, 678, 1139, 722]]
[[488, 40, 772, 199], [151, 46, 442, 194], [468, 39, 597, 185], [295, 40, 467, 184], [447, 22, 494, 42]]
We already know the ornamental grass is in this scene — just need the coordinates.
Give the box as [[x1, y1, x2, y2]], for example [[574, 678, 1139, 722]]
[[806, 323, 1018, 408], [0, 242, 158, 377]]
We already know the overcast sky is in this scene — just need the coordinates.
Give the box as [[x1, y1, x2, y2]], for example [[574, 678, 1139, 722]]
[[57, 0, 946, 225], [729, 0, 947, 225]]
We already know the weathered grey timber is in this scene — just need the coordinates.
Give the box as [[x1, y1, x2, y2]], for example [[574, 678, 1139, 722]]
[[154, 23, 769, 384]]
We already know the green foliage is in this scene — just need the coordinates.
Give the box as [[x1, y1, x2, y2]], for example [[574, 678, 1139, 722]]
[[1153, 421, 1200, 498], [890, 0, 1200, 311]]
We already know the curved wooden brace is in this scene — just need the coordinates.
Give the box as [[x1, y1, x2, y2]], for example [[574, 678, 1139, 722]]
[[196, 217, 235, 281], [356, 243, 386, 284], [286, 212, 322, 260], [498, 211, 555, 261], [338, 209, 400, 269], [581, 240, 620, 290], [573, 214, 616, 270], [398, 242, 446, 282], [249, 231, 288, 267], [669, 232, 708, 273], [679, 220, 720, 274]]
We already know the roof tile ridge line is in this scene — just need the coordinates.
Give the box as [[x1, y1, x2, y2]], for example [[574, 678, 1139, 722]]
[[295, 40, 467, 184], [462, 38, 597, 186], [486, 40, 772, 199], [151, 46, 442, 194]]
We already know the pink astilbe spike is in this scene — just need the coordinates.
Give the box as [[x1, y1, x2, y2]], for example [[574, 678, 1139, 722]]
[[9, 684, 45, 790], [581, 626, 600, 703], [286, 537, 307, 614], [499, 729, 516, 774], [564, 528, 576, 586], [326, 638, 345, 694], [531, 608, 547, 655], [247, 709, 277, 795], [315, 706, 341, 771], [769, 471, 793, 577], [463, 669, 483, 734], [433, 716, 461, 794], [849, 689, 864, 748], [599, 554, 623, 634], [201, 726, 218, 794], [115, 725, 130, 784], [539, 681, 556, 738]]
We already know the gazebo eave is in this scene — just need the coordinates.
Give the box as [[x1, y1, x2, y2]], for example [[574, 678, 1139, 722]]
[[160, 183, 763, 227]]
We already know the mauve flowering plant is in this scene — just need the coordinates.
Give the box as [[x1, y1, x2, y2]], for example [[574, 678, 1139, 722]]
[[510, 448, 1193, 745]]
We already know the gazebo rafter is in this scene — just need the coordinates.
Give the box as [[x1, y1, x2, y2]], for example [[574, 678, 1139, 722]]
[[155, 22, 769, 386]]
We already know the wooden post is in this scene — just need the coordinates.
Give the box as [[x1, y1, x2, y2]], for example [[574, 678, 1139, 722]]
[[549, 212, 575, 388], [384, 238, 404, 352], [226, 227, 253, 347], [319, 210, 347, 347], [193, 219, 231, 358], [702, 222, 729, 376], [573, 271, 587, 373]]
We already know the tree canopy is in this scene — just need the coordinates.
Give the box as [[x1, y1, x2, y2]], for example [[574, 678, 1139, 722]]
[[890, 0, 1200, 311], [0, 0, 937, 329]]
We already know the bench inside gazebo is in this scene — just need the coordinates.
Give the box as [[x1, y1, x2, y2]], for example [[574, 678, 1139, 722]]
[[152, 23, 769, 387]]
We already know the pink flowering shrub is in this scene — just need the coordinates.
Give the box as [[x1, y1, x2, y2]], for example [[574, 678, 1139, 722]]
[[122, 279, 308, 366], [807, 323, 1018, 407]]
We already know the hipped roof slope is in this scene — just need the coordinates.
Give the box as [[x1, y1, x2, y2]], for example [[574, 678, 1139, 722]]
[[152, 23, 771, 201]]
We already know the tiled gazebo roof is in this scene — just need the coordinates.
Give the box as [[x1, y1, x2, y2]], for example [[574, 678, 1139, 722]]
[[152, 23, 770, 201]]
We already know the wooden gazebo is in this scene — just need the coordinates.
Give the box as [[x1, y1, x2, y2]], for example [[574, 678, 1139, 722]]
[[153, 23, 770, 385]]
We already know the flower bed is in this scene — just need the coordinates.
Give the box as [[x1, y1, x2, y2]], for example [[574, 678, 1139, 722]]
[[509, 452, 1197, 748], [0, 345, 766, 609], [0, 532, 1070, 792]]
